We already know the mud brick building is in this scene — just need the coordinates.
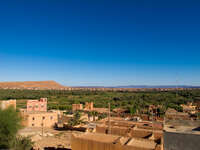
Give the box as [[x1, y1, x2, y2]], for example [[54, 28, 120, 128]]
[[72, 104, 83, 112], [71, 132, 161, 150], [165, 108, 190, 120], [85, 102, 94, 110], [21, 98, 58, 128], [27, 98, 47, 112], [22, 111, 58, 127], [95, 117, 163, 150]]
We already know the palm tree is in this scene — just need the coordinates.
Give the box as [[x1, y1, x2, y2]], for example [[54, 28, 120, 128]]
[[87, 111, 92, 122], [91, 111, 98, 121], [68, 111, 82, 127]]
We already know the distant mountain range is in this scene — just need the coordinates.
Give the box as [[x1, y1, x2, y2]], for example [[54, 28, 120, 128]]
[[72, 85, 200, 88], [113, 85, 200, 88], [0, 81, 68, 89], [0, 81, 199, 90]]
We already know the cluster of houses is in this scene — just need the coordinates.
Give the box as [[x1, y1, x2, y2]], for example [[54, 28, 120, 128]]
[[0, 98, 58, 128], [0, 99, 200, 150]]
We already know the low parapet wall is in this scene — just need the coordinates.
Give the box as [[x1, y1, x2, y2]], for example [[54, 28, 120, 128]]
[[96, 125, 130, 136]]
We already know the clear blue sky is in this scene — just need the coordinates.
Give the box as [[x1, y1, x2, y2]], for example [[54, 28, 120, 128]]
[[0, 0, 200, 86]]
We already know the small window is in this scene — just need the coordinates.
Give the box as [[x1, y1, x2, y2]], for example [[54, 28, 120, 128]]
[[32, 124, 34, 127], [32, 117, 35, 120], [42, 116, 45, 120], [41, 123, 43, 126], [50, 116, 53, 120]]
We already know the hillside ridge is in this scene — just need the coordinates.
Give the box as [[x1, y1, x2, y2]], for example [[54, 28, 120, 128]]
[[0, 80, 67, 90]]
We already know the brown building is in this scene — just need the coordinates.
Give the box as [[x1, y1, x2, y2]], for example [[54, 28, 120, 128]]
[[181, 102, 197, 114], [21, 98, 58, 128], [0, 99, 16, 110], [72, 104, 83, 111], [165, 108, 190, 120], [22, 111, 58, 127], [71, 132, 161, 150], [27, 98, 47, 112], [96, 119, 163, 140], [85, 102, 94, 110]]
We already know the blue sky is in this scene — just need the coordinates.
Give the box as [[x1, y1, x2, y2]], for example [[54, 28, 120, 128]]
[[0, 0, 200, 86]]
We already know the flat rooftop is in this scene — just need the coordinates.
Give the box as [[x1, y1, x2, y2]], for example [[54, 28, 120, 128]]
[[73, 133, 120, 143], [127, 138, 156, 149], [73, 133, 157, 149], [164, 120, 200, 135]]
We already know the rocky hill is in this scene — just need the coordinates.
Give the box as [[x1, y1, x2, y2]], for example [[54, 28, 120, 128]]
[[0, 81, 68, 90]]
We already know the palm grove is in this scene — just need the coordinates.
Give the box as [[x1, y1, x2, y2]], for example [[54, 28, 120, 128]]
[[0, 89, 199, 114]]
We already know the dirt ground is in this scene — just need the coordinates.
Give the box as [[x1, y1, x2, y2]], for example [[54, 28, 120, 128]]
[[19, 127, 83, 150]]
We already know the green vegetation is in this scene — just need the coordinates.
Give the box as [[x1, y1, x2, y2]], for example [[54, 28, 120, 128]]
[[0, 107, 21, 148], [68, 111, 83, 126], [0, 89, 199, 113], [11, 136, 33, 150], [0, 106, 33, 149], [197, 112, 200, 120]]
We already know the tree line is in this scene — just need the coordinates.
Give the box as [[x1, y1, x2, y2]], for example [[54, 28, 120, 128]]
[[0, 89, 199, 113]]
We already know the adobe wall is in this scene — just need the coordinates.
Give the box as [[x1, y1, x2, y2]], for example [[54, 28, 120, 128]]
[[96, 125, 130, 136], [71, 134, 158, 150], [105, 121, 135, 128], [72, 104, 83, 111], [27, 98, 47, 112], [85, 102, 94, 110], [26, 112, 58, 127], [130, 128, 152, 138]]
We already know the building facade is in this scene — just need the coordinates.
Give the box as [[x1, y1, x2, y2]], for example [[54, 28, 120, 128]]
[[85, 102, 94, 110], [71, 133, 160, 150], [22, 111, 58, 127], [27, 98, 47, 112], [72, 104, 83, 111]]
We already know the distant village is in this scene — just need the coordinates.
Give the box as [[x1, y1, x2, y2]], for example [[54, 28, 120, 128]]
[[0, 97, 200, 150]]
